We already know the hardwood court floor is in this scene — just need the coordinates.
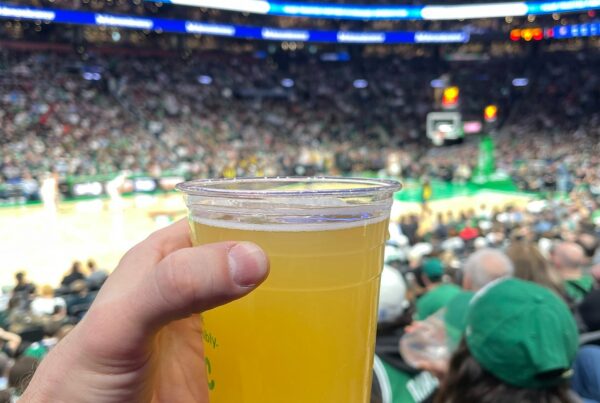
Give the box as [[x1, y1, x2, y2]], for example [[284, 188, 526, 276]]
[[0, 194, 187, 289]]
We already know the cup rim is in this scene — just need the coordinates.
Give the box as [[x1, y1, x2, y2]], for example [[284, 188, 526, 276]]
[[175, 176, 401, 198]]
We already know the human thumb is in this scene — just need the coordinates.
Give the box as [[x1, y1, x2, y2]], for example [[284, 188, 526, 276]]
[[136, 241, 270, 331]]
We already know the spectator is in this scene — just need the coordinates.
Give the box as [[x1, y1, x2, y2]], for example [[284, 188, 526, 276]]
[[29, 285, 68, 338], [11, 272, 35, 297], [572, 346, 600, 403], [443, 290, 475, 352], [85, 259, 108, 291], [434, 279, 578, 403], [30, 285, 66, 318], [21, 322, 73, 362], [458, 224, 479, 244], [439, 248, 514, 352], [461, 248, 514, 291], [4, 297, 43, 337], [415, 258, 461, 320], [551, 242, 594, 302], [506, 241, 566, 298], [377, 265, 408, 325], [577, 289, 600, 332], [61, 261, 86, 288], [400, 215, 419, 246], [577, 233, 599, 265], [433, 213, 449, 240], [65, 280, 93, 321]]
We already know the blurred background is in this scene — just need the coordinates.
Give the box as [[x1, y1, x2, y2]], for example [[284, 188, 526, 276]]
[[0, 0, 599, 401]]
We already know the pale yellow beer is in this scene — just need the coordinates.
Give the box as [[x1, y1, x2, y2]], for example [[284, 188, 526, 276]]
[[193, 220, 387, 403], [179, 178, 399, 403]]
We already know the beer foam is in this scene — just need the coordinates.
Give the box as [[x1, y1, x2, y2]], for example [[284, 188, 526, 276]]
[[187, 194, 373, 209], [190, 213, 388, 232]]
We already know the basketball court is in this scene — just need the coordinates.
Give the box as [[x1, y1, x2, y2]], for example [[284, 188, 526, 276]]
[[0, 194, 187, 289], [0, 182, 532, 289]]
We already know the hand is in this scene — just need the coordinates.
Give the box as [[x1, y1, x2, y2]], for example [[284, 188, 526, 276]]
[[0, 327, 21, 355], [21, 219, 269, 403], [412, 359, 448, 382], [401, 320, 449, 381]]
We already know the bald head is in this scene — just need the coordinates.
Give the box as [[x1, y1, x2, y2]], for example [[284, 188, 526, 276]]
[[552, 242, 585, 273], [463, 248, 514, 291]]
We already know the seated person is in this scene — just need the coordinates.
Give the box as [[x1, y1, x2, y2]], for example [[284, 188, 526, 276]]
[[415, 259, 461, 320], [86, 259, 108, 291], [61, 261, 86, 288], [434, 278, 579, 403], [572, 345, 600, 403], [65, 280, 95, 320], [11, 272, 35, 298], [30, 285, 66, 318], [551, 242, 594, 302], [578, 289, 600, 332]]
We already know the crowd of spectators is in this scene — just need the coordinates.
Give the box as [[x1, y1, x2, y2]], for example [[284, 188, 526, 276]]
[[0, 260, 107, 401], [0, 47, 599, 201], [373, 195, 600, 402]]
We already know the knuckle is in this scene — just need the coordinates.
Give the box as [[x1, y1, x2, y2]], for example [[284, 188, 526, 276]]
[[145, 231, 166, 250], [117, 246, 139, 267]]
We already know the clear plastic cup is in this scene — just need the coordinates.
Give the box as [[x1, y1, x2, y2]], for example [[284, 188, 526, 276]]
[[399, 311, 450, 369], [177, 177, 400, 403]]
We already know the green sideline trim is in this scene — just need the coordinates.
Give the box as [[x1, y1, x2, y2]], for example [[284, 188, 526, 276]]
[[393, 179, 528, 202], [0, 174, 532, 209]]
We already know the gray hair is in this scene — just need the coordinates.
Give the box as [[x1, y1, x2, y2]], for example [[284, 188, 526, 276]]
[[463, 248, 514, 291]]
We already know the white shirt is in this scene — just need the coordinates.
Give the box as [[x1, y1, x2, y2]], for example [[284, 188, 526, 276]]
[[30, 297, 66, 316]]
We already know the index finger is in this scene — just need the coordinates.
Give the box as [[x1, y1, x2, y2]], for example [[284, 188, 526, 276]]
[[118, 218, 193, 270], [146, 218, 194, 258]]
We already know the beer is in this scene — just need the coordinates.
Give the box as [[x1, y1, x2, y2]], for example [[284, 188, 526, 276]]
[[190, 217, 389, 403]]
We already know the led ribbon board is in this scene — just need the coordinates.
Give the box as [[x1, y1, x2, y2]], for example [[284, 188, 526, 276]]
[[0, 3, 469, 43], [154, 0, 600, 20]]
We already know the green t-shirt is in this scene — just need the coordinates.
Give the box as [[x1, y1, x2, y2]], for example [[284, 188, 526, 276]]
[[416, 283, 462, 320], [444, 291, 475, 350], [565, 275, 594, 303], [24, 342, 48, 360], [374, 355, 439, 403]]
